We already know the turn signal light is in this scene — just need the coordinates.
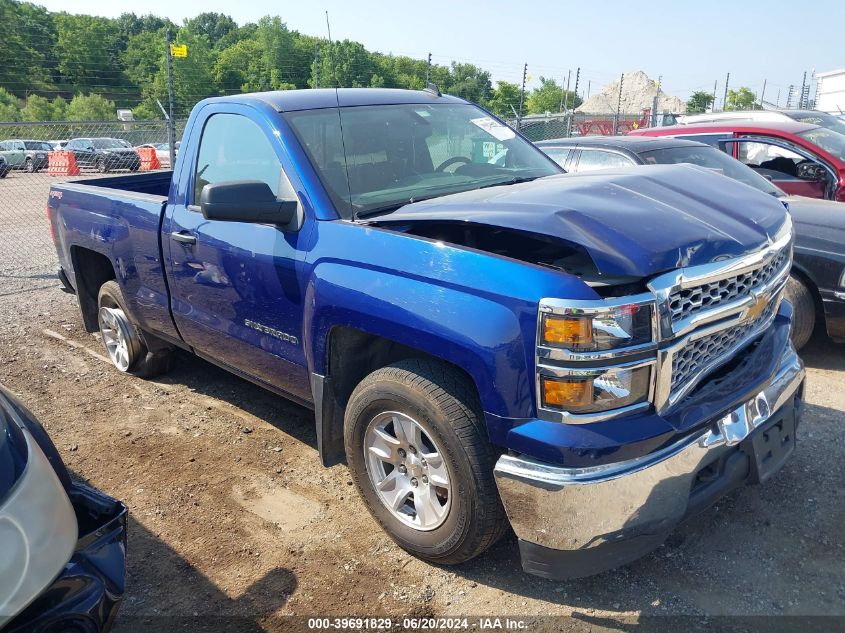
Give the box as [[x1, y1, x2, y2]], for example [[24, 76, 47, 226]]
[[543, 315, 592, 347], [542, 378, 593, 408]]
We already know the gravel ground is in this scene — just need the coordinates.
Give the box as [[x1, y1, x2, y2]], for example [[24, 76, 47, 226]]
[[1, 175, 844, 632]]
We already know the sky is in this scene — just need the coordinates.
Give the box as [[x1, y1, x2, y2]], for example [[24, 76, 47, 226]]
[[34, 0, 845, 104]]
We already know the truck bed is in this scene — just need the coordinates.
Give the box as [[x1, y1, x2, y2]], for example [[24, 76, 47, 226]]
[[64, 170, 173, 199], [49, 169, 179, 341]]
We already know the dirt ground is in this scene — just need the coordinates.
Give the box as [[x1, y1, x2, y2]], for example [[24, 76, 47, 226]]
[[0, 173, 844, 632]]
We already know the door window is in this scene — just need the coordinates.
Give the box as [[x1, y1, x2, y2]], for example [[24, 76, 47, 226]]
[[575, 149, 635, 172], [193, 113, 294, 204], [736, 138, 805, 180]]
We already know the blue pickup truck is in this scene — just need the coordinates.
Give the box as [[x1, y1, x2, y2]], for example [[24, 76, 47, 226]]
[[48, 88, 804, 579]]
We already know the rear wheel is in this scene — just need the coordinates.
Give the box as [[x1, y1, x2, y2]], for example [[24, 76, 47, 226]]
[[97, 280, 171, 377], [345, 359, 507, 564], [24, 157, 34, 173], [96, 157, 108, 173], [783, 275, 815, 350]]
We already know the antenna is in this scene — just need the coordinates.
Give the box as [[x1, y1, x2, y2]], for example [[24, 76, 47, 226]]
[[325, 11, 338, 88]]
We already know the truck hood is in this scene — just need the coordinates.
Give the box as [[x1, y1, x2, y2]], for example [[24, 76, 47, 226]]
[[375, 165, 789, 279]]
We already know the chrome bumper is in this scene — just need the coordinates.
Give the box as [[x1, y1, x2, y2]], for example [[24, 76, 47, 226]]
[[494, 346, 805, 578]]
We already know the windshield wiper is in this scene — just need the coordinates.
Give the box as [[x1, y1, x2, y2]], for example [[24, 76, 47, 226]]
[[355, 193, 446, 220], [476, 175, 542, 189]]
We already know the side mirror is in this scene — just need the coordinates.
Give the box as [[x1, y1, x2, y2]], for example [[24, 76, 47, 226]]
[[199, 181, 297, 226]]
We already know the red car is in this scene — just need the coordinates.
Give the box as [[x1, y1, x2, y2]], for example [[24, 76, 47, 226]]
[[630, 120, 845, 202]]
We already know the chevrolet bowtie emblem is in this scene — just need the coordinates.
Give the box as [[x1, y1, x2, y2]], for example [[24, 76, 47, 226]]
[[745, 292, 768, 321]]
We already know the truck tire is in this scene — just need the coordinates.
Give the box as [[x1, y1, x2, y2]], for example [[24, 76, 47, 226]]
[[344, 359, 507, 565], [783, 275, 815, 351], [97, 280, 171, 378]]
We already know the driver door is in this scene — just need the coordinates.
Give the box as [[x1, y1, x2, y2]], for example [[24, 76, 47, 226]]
[[727, 136, 830, 199], [163, 107, 313, 403]]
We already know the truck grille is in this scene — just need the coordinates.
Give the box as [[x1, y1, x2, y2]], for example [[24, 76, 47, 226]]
[[670, 300, 779, 395], [668, 248, 789, 326]]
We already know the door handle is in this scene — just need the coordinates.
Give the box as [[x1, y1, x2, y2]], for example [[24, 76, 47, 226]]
[[170, 231, 197, 245]]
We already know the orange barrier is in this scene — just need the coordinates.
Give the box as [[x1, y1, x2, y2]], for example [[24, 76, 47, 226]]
[[47, 150, 81, 177], [137, 147, 160, 171]]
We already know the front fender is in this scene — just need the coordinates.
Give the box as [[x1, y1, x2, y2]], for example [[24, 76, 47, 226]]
[[303, 220, 599, 442]]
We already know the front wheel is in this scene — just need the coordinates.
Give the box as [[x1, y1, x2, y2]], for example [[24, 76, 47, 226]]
[[97, 280, 171, 377], [783, 275, 815, 350], [96, 157, 108, 173], [345, 359, 507, 565]]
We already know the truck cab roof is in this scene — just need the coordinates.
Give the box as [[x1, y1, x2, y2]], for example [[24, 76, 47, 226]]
[[202, 88, 466, 112]]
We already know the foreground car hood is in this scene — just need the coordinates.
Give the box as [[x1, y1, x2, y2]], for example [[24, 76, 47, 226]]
[[378, 165, 789, 278]]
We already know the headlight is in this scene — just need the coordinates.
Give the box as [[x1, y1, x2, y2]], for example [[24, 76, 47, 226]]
[[541, 364, 651, 414], [541, 303, 653, 352]]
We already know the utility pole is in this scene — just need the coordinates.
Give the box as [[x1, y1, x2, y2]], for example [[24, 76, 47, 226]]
[[313, 44, 320, 88], [723, 72, 730, 111], [165, 29, 176, 169], [786, 85, 795, 109], [711, 80, 717, 113], [567, 67, 580, 137], [799, 71, 807, 109], [651, 75, 662, 127], [775, 88, 781, 107], [759, 79, 767, 108], [613, 73, 624, 135], [425, 52, 432, 84], [518, 63, 527, 125]]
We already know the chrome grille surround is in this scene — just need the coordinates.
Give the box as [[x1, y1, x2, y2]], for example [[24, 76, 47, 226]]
[[536, 221, 793, 423]]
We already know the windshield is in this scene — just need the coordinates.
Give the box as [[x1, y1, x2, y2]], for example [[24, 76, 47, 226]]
[[797, 127, 845, 162], [91, 138, 129, 149], [284, 103, 560, 219], [787, 112, 845, 136], [639, 145, 783, 197], [23, 141, 51, 151]]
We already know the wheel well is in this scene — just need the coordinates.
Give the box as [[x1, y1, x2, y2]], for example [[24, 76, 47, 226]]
[[70, 247, 116, 332], [315, 326, 480, 466]]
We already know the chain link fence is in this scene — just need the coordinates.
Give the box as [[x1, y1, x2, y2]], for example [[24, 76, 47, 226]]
[[0, 120, 184, 295]]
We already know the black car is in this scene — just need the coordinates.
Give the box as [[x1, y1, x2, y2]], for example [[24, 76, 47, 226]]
[[66, 137, 141, 172], [0, 385, 127, 632], [536, 135, 845, 349], [0, 155, 9, 178]]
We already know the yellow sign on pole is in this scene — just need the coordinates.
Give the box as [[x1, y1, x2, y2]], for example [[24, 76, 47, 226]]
[[170, 44, 188, 58]]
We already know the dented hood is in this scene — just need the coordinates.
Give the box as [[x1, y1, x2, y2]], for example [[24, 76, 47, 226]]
[[376, 165, 790, 279]]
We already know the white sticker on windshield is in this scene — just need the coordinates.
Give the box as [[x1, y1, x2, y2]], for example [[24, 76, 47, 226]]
[[470, 117, 516, 141]]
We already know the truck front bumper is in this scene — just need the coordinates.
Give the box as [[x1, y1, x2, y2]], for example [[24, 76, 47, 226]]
[[493, 344, 805, 580]]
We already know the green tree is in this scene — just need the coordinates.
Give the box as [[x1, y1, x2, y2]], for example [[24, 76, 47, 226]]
[[447, 62, 491, 103], [526, 77, 582, 114], [54, 13, 123, 91], [316, 39, 374, 88], [486, 81, 520, 118], [65, 93, 116, 120], [0, 87, 22, 121], [686, 90, 715, 113], [725, 87, 757, 111], [21, 95, 67, 120], [183, 12, 238, 48], [0, 0, 55, 94]]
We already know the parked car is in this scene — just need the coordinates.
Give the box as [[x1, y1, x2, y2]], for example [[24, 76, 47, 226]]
[[630, 120, 845, 202], [0, 155, 9, 178], [537, 135, 845, 348], [677, 109, 845, 136], [48, 88, 803, 580], [0, 139, 52, 172], [0, 384, 127, 632], [49, 139, 68, 151], [136, 141, 179, 168], [66, 138, 141, 172]]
